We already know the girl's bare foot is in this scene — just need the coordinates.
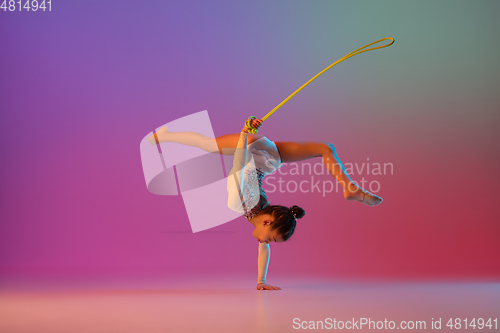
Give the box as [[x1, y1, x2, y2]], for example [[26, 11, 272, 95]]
[[343, 184, 383, 207], [148, 126, 170, 145]]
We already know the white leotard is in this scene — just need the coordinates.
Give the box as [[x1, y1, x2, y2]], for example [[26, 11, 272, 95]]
[[226, 137, 282, 220]]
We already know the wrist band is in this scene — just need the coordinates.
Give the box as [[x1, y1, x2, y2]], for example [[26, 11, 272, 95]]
[[238, 133, 248, 142]]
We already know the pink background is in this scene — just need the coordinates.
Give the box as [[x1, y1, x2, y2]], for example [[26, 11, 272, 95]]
[[1, 1, 499, 285]]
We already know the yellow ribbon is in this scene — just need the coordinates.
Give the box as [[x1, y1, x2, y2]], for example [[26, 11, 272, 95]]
[[245, 37, 395, 133]]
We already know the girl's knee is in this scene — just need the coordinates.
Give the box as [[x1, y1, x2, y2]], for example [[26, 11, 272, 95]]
[[323, 142, 336, 154]]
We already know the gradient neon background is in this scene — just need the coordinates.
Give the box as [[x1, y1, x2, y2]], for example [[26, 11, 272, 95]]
[[1, 0, 499, 288]]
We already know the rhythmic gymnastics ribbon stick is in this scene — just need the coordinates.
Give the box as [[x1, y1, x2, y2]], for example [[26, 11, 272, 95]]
[[245, 37, 395, 133]]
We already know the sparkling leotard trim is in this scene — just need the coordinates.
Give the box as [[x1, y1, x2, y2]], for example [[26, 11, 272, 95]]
[[241, 168, 268, 221]]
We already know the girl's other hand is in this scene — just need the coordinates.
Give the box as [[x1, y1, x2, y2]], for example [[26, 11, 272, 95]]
[[242, 118, 263, 133], [251, 118, 263, 130]]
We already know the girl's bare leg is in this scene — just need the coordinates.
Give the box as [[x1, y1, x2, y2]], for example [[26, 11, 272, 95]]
[[274, 141, 382, 206], [148, 126, 263, 155]]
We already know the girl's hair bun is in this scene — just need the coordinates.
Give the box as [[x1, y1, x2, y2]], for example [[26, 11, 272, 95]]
[[290, 205, 305, 219]]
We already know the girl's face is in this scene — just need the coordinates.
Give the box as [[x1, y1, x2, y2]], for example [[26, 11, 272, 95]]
[[252, 215, 284, 244]]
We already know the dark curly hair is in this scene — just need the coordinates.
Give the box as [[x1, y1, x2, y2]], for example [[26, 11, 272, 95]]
[[257, 205, 305, 242]]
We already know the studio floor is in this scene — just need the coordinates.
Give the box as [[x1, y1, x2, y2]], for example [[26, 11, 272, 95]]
[[0, 273, 498, 333]]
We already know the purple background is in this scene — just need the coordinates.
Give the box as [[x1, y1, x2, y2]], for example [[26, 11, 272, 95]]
[[1, 1, 499, 283]]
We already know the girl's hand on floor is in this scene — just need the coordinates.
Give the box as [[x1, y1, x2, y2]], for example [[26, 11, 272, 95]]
[[257, 283, 281, 290]]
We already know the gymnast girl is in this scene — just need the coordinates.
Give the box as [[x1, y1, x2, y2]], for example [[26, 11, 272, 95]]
[[149, 118, 382, 290]]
